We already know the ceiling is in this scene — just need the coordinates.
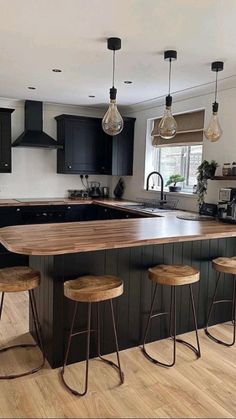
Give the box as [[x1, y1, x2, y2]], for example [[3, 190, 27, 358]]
[[0, 0, 235, 108]]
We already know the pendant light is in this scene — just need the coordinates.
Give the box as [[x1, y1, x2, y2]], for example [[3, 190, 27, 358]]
[[158, 50, 178, 140], [204, 61, 224, 142], [102, 37, 124, 136]]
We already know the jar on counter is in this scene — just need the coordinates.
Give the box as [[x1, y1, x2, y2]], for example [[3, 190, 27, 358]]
[[232, 162, 236, 176], [222, 163, 231, 176]]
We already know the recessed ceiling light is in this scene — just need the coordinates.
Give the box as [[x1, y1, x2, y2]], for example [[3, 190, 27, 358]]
[[28, 86, 36, 90], [124, 80, 132, 84], [52, 68, 62, 73], [88, 95, 95, 98]]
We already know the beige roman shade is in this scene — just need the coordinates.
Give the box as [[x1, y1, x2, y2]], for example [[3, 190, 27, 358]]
[[151, 109, 205, 147]]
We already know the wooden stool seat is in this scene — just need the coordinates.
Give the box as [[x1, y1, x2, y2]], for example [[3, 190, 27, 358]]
[[0, 266, 40, 292], [212, 257, 236, 275], [148, 264, 200, 286], [64, 275, 123, 302]]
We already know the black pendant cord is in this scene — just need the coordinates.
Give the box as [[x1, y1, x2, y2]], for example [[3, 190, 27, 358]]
[[168, 58, 172, 96], [214, 69, 218, 103], [112, 50, 116, 88]]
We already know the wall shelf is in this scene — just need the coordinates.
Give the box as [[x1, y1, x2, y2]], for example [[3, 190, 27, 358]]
[[211, 176, 236, 180]]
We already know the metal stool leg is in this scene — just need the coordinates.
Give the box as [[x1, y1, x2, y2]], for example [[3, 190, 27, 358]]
[[0, 293, 4, 320], [0, 290, 45, 380], [60, 302, 91, 396], [205, 273, 236, 346], [142, 285, 177, 367], [97, 301, 124, 384], [176, 285, 201, 358]]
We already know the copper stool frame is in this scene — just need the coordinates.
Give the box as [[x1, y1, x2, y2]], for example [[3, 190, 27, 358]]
[[60, 299, 124, 396], [0, 289, 45, 379], [142, 284, 201, 367], [205, 272, 236, 346]]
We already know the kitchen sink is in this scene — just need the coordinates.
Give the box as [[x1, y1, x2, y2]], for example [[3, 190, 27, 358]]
[[121, 204, 174, 213]]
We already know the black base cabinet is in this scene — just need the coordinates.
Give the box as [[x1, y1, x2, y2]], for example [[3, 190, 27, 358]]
[[0, 108, 14, 173], [56, 114, 135, 176]]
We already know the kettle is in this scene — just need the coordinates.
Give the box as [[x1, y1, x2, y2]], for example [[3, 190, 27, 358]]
[[89, 181, 101, 198]]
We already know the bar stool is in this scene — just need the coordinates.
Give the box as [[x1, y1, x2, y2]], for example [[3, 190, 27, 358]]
[[205, 257, 236, 346], [60, 275, 124, 396], [0, 266, 45, 379], [142, 264, 201, 367]]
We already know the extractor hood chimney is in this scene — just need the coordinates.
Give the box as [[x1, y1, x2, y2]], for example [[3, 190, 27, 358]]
[[12, 100, 62, 149]]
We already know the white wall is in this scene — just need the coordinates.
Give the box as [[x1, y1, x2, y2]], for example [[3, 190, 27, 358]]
[[0, 99, 110, 198], [112, 87, 236, 211]]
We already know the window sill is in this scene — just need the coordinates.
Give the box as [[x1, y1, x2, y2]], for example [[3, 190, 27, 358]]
[[144, 188, 198, 199]]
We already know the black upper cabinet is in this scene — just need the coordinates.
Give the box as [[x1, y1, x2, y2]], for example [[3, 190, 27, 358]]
[[112, 117, 135, 176], [55, 114, 135, 175], [0, 108, 14, 173]]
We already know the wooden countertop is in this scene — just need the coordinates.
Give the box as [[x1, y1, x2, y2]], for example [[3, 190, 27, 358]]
[[1, 216, 236, 256]]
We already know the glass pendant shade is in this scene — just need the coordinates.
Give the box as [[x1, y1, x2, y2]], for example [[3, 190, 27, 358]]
[[159, 51, 178, 140], [102, 99, 124, 136], [158, 105, 178, 140], [204, 111, 222, 142], [102, 37, 123, 136]]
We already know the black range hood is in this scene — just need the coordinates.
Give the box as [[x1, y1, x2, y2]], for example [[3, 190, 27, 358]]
[[12, 100, 62, 149]]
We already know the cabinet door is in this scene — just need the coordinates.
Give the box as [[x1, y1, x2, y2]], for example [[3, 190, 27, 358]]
[[64, 118, 101, 174], [98, 128, 112, 175], [0, 111, 13, 173], [112, 118, 135, 176]]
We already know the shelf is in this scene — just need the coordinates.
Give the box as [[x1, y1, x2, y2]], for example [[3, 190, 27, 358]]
[[211, 176, 236, 180]]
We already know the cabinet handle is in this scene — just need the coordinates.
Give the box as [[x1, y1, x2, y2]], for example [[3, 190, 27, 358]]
[[4, 163, 8, 167], [67, 206, 71, 209], [67, 165, 72, 169], [126, 214, 129, 218], [16, 208, 21, 212]]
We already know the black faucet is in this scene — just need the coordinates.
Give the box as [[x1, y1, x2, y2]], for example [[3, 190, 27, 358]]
[[146, 171, 166, 203]]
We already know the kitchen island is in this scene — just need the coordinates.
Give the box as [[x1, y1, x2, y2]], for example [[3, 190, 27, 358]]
[[1, 214, 236, 368]]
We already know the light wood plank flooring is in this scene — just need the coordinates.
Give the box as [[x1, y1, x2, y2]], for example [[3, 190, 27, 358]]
[[0, 291, 235, 418]]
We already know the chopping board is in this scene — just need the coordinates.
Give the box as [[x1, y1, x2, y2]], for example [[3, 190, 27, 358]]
[[177, 214, 215, 221]]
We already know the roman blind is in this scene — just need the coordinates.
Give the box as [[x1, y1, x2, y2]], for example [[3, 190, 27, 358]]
[[151, 109, 205, 147]]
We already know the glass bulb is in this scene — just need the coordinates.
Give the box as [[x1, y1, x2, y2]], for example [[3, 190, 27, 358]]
[[158, 106, 177, 139], [204, 112, 222, 142], [102, 100, 124, 136]]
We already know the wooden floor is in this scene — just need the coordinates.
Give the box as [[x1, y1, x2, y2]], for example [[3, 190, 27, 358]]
[[0, 292, 236, 418]]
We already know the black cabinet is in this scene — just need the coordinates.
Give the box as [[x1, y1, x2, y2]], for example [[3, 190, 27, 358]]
[[112, 117, 135, 176], [0, 108, 14, 173], [56, 114, 135, 175]]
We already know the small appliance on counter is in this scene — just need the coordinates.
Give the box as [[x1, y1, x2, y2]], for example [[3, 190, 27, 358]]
[[101, 186, 109, 198], [68, 189, 89, 199], [88, 181, 102, 198], [218, 187, 236, 223], [199, 203, 218, 217], [219, 187, 236, 203]]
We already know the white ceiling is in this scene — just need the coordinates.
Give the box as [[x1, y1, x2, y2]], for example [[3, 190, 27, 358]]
[[0, 0, 236, 108]]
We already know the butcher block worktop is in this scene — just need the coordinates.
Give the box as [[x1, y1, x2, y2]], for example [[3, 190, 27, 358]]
[[1, 215, 236, 255]]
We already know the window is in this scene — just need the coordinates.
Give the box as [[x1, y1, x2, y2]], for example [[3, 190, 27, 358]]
[[146, 109, 205, 193], [152, 144, 203, 191]]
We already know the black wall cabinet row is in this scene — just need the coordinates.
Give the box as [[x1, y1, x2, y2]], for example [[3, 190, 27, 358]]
[[0, 110, 134, 176], [0, 108, 14, 173], [56, 114, 135, 176]]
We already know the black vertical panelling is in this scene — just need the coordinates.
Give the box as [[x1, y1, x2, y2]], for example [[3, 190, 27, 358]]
[[198, 240, 210, 327], [128, 247, 143, 345], [29, 238, 236, 369]]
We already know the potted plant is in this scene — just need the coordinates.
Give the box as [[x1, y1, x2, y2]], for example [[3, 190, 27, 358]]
[[166, 174, 185, 192], [196, 160, 218, 207]]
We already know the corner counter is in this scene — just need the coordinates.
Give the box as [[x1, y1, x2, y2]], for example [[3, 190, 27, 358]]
[[0, 210, 236, 368]]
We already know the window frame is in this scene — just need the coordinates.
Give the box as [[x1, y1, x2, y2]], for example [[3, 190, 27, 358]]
[[153, 144, 203, 192]]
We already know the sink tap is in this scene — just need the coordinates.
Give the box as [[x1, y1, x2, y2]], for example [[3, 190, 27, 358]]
[[146, 171, 166, 203]]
